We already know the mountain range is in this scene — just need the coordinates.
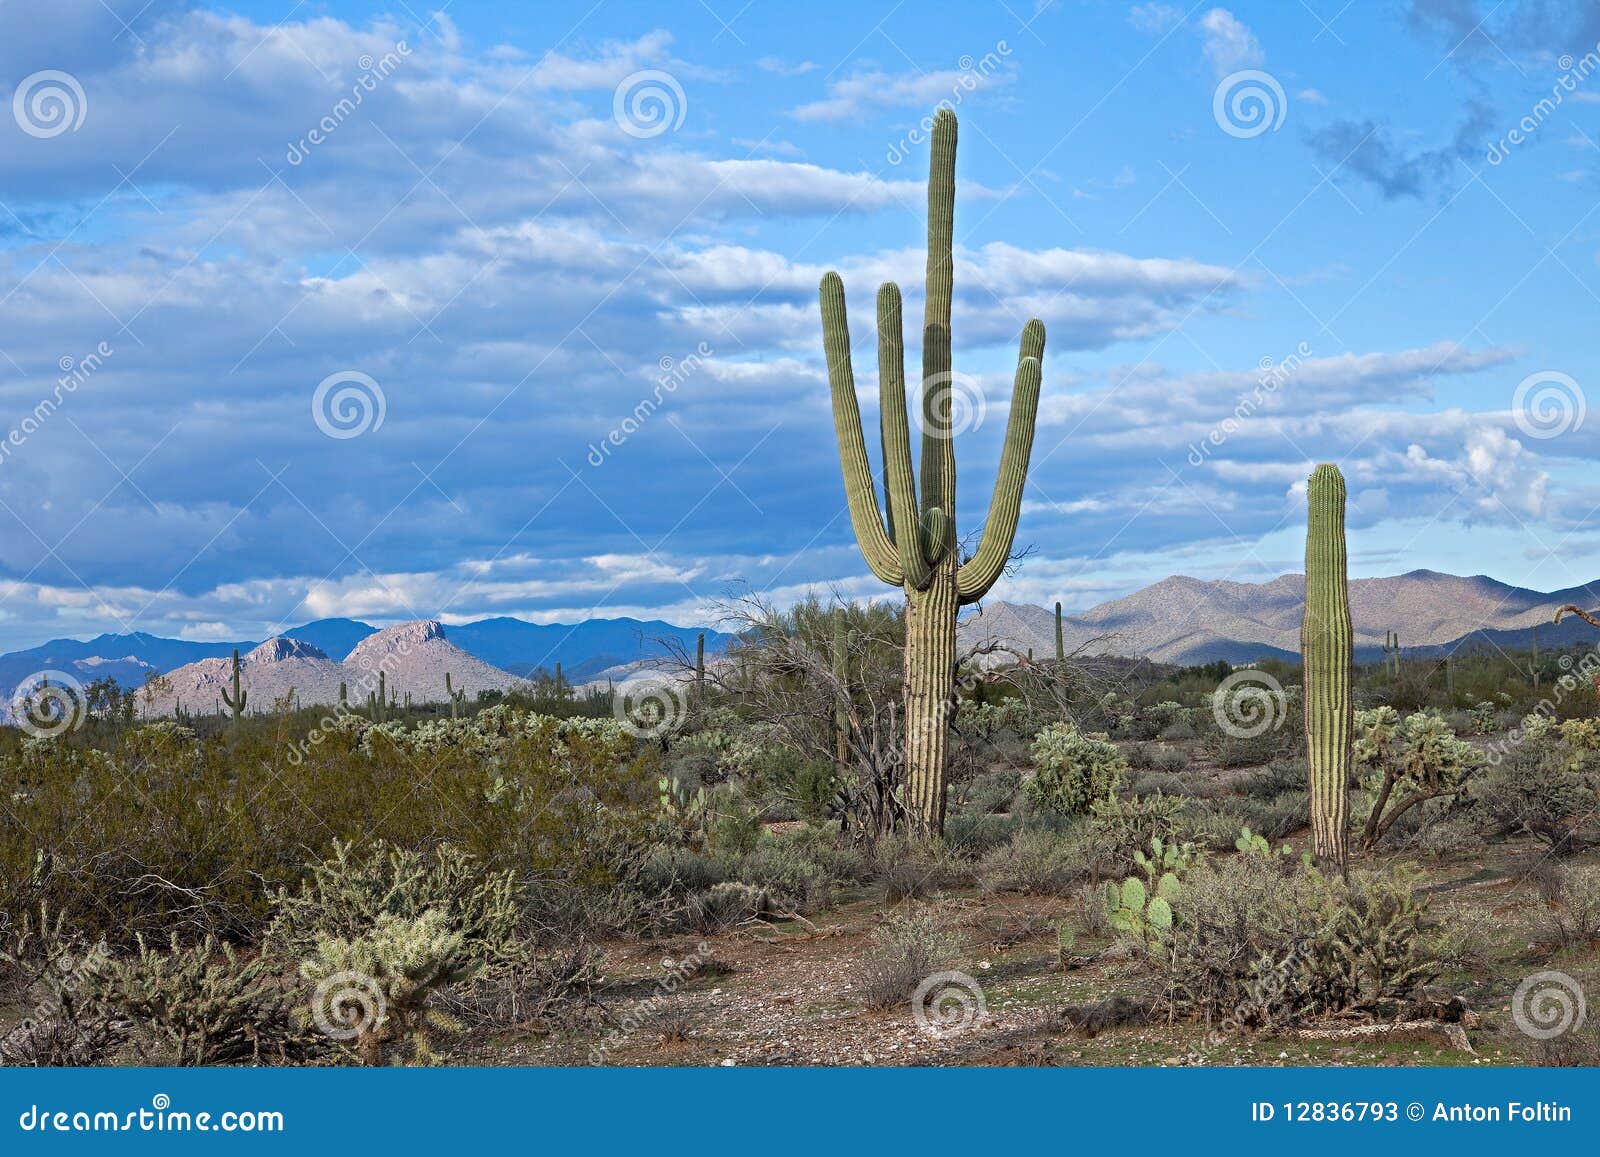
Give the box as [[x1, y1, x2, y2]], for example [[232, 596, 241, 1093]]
[[0, 615, 728, 714], [958, 569, 1600, 666]]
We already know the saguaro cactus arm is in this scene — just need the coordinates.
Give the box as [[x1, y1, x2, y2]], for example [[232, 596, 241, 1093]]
[[875, 282, 932, 589], [821, 272, 903, 587], [957, 327, 1045, 603]]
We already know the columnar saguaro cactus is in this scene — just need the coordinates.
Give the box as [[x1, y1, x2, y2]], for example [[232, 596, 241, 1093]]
[[819, 109, 1045, 837], [1302, 464, 1352, 872], [220, 648, 247, 724], [1054, 601, 1064, 664], [696, 633, 706, 701], [445, 672, 465, 720], [1530, 623, 1540, 690]]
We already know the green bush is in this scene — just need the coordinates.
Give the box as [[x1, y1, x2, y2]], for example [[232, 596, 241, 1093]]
[[851, 907, 955, 1010]]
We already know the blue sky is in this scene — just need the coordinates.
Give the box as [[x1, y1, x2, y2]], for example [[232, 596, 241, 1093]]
[[2, 0, 1600, 650]]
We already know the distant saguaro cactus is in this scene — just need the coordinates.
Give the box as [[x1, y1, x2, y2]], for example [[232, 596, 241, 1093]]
[[819, 109, 1045, 837], [1054, 601, 1064, 664], [696, 633, 706, 700], [1302, 464, 1352, 872], [445, 672, 466, 720], [220, 648, 247, 724]]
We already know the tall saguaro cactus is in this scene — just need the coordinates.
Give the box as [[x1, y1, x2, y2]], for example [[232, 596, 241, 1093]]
[[220, 648, 247, 724], [1302, 464, 1352, 872], [819, 109, 1046, 837], [1054, 601, 1065, 664]]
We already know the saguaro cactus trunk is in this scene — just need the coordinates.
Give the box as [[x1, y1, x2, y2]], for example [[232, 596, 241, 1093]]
[[1302, 464, 1352, 872], [819, 109, 1046, 838]]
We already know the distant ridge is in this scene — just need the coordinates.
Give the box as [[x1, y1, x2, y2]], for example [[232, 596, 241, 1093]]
[[960, 569, 1600, 666]]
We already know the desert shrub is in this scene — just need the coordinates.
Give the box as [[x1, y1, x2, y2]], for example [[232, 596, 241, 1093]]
[[269, 840, 522, 968], [1476, 742, 1597, 853], [944, 812, 1017, 856], [98, 934, 317, 1065], [1538, 864, 1600, 948], [734, 826, 864, 911], [1241, 759, 1306, 799], [1158, 857, 1440, 1027], [1159, 719, 1198, 742], [690, 882, 771, 932], [1413, 811, 1486, 859], [978, 828, 1081, 895], [1082, 792, 1187, 874], [636, 844, 730, 896], [1024, 723, 1126, 817], [852, 907, 955, 1010], [1227, 790, 1308, 840], [957, 768, 1021, 815], [301, 908, 476, 1065], [0, 711, 657, 946]]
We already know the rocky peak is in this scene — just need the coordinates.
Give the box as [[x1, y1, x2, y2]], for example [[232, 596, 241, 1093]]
[[245, 637, 329, 663]]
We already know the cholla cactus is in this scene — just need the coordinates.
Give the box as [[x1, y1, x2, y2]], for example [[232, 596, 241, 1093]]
[[1358, 710, 1480, 849], [819, 109, 1045, 836], [301, 909, 474, 1066]]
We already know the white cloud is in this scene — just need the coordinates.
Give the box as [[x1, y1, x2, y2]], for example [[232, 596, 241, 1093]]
[[1199, 8, 1265, 77]]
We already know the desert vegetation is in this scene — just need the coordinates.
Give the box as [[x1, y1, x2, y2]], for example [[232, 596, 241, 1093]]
[[2, 109, 1597, 1070]]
